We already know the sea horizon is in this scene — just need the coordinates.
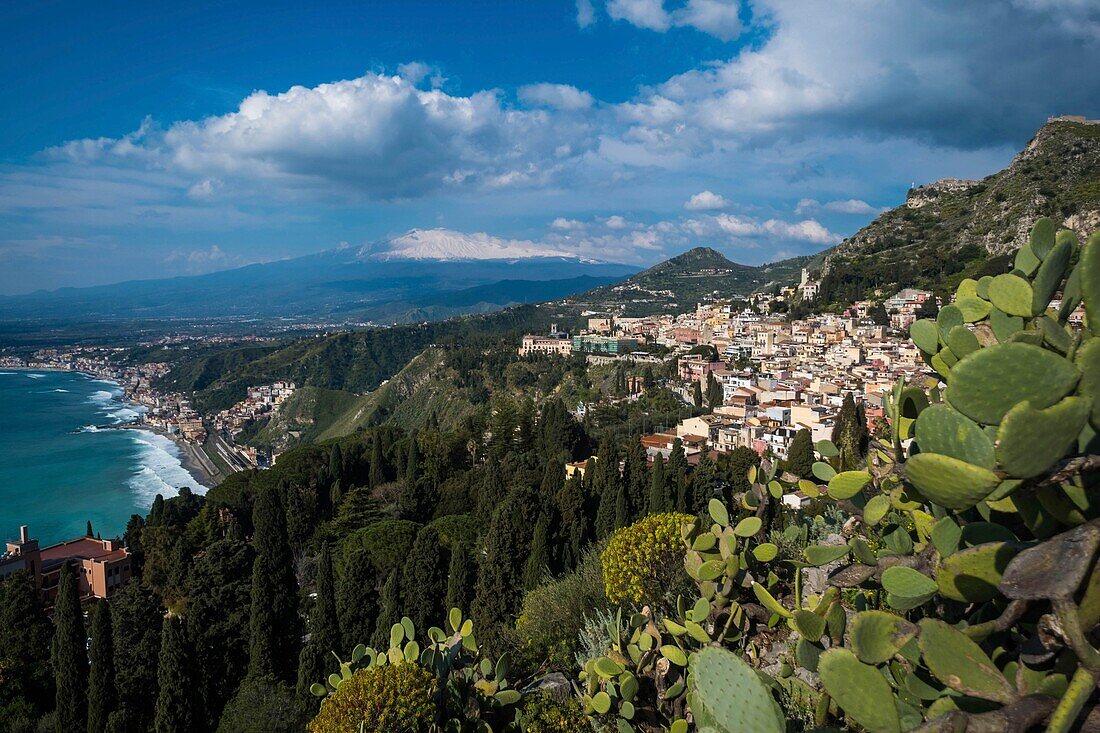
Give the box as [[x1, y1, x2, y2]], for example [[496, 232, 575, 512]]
[[0, 368, 206, 546]]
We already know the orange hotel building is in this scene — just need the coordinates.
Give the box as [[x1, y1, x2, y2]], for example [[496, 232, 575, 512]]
[[0, 525, 131, 604]]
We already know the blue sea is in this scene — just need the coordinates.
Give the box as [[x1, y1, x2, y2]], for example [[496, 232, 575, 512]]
[[0, 370, 204, 546]]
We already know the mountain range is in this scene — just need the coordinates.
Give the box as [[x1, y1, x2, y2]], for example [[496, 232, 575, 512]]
[[0, 229, 637, 326]]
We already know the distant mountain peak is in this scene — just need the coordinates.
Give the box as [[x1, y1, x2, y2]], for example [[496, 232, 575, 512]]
[[361, 228, 586, 262]]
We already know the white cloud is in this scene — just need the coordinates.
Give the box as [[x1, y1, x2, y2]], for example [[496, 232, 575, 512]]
[[795, 197, 881, 215], [607, 0, 670, 31], [518, 83, 595, 111], [684, 190, 729, 210], [551, 217, 586, 230], [187, 178, 222, 200], [604, 215, 629, 229], [673, 0, 743, 41], [576, 0, 597, 28]]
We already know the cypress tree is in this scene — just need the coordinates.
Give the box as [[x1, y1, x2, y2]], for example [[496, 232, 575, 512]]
[[613, 482, 630, 531], [154, 616, 194, 733], [247, 487, 301, 682], [692, 380, 703, 409], [523, 513, 552, 591], [623, 440, 648, 522], [368, 437, 385, 489], [52, 563, 88, 733], [557, 472, 590, 570], [444, 543, 475, 614], [87, 601, 116, 733], [405, 432, 420, 487], [647, 454, 670, 515], [111, 582, 162, 732], [336, 549, 378, 654], [0, 570, 53, 714], [666, 440, 688, 510], [472, 485, 539, 629], [690, 450, 718, 515], [400, 526, 449, 633], [298, 543, 341, 697], [706, 372, 723, 410], [786, 429, 814, 479], [475, 460, 507, 526], [371, 571, 402, 649], [86, 520, 95, 537], [328, 444, 343, 485]]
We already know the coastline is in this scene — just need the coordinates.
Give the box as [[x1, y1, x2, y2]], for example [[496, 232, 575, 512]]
[[8, 366, 221, 490]]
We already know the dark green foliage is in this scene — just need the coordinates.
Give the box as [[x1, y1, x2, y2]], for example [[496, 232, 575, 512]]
[[475, 461, 507, 525], [556, 472, 591, 571], [337, 519, 420, 578], [154, 616, 195, 733], [184, 538, 254, 729], [396, 434, 435, 522], [336, 549, 379, 654], [690, 450, 719, 515], [111, 582, 162, 732], [298, 544, 340, 698], [693, 380, 703, 409], [592, 443, 622, 539], [706, 371, 723, 410], [0, 571, 53, 721], [832, 393, 869, 470], [400, 526, 449, 634], [246, 488, 301, 683], [445, 544, 475, 614], [87, 602, 116, 733], [524, 513, 553, 590], [473, 484, 540, 629], [215, 675, 310, 733], [51, 564, 88, 733], [122, 515, 146, 578], [368, 438, 385, 489], [868, 302, 890, 325], [718, 445, 759, 500], [647, 454, 671, 514], [623, 440, 648, 524], [786, 428, 814, 479], [666, 439, 688, 510], [371, 572, 402, 650]]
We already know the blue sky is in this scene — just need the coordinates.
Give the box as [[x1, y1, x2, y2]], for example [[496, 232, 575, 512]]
[[2, 0, 1098, 293]]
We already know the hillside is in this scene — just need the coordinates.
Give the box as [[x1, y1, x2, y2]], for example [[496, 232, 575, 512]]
[[815, 118, 1100, 305], [577, 247, 813, 314]]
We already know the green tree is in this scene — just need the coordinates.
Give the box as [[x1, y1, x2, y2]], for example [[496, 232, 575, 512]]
[[111, 582, 162, 732], [247, 487, 301, 682], [832, 393, 869, 470], [444, 543, 475, 614], [400, 526, 449, 634], [0, 570, 53, 717], [368, 438, 385, 489], [215, 675, 309, 733], [51, 563, 88, 733], [705, 372, 723, 410], [337, 548, 379, 654], [557, 472, 590, 571], [154, 616, 194, 733], [371, 571, 402, 650], [298, 543, 341, 698], [87, 602, 116, 733], [690, 450, 719, 515], [623, 440, 648, 524], [185, 538, 253, 730], [647, 454, 671, 515], [523, 513, 552, 590], [786, 428, 814, 479], [692, 380, 703, 409], [473, 485, 539, 630], [718, 445, 759, 501], [666, 439, 688, 510], [868, 302, 890, 325]]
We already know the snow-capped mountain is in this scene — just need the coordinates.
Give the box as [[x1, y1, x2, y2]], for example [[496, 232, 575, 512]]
[[2, 228, 636, 323], [361, 228, 585, 261]]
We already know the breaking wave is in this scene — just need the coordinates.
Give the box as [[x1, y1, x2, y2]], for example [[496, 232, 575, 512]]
[[126, 430, 206, 504]]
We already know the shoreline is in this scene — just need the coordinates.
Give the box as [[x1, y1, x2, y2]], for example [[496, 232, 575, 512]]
[[9, 366, 221, 490]]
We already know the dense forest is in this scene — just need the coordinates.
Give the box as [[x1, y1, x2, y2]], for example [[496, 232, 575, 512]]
[[1, 219, 1099, 732]]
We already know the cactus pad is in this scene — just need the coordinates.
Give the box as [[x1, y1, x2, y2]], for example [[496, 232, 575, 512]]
[[945, 324, 980, 357], [818, 648, 901, 733], [1031, 237, 1073, 315], [913, 403, 994, 469], [989, 307, 1023, 343], [944, 342, 1080, 424], [909, 318, 940, 354], [849, 610, 919, 665], [1076, 338, 1100, 429], [904, 452, 1001, 511], [935, 542, 1018, 603], [828, 470, 871, 499], [1029, 217, 1057, 259], [995, 397, 1090, 478], [687, 647, 784, 733], [988, 274, 1034, 317], [955, 297, 991, 323], [1082, 231, 1100, 335], [918, 619, 1017, 704]]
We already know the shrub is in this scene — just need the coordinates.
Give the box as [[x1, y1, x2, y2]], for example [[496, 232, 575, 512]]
[[519, 692, 592, 732], [306, 663, 436, 733], [515, 546, 610, 672], [337, 518, 420, 575], [600, 512, 694, 605]]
